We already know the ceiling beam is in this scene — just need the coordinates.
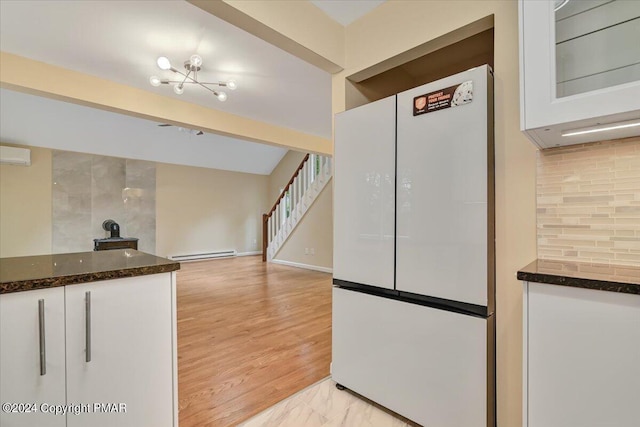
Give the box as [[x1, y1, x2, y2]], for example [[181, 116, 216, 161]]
[[0, 52, 331, 155], [187, 0, 345, 73]]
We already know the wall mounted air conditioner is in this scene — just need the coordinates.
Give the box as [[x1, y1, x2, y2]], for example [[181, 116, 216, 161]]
[[0, 146, 31, 166]]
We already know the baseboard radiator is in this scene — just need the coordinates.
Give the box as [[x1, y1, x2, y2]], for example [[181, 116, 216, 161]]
[[169, 250, 237, 262]]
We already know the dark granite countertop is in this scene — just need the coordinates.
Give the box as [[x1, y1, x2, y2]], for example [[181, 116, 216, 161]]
[[517, 259, 639, 295], [0, 249, 180, 294]]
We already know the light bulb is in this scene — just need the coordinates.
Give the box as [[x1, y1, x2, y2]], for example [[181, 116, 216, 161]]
[[226, 80, 237, 90], [157, 56, 172, 70], [174, 85, 184, 95], [149, 76, 161, 87], [190, 54, 203, 67], [217, 91, 227, 102]]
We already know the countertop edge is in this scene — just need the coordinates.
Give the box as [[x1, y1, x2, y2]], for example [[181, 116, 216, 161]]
[[517, 260, 640, 295], [0, 263, 180, 294]]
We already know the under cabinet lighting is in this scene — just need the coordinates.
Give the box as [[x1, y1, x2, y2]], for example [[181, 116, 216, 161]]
[[554, 0, 570, 12], [561, 120, 640, 137]]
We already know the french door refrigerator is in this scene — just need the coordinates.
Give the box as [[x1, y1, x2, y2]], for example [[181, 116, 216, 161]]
[[332, 65, 495, 427]]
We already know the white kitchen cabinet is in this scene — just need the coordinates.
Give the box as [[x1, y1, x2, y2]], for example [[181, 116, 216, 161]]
[[0, 287, 66, 427], [65, 274, 174, 427], [519, 0, 640, 148], [0, 273, 176, 427], [523, 282, 640, 427]]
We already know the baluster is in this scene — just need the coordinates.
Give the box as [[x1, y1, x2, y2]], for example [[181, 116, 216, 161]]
[[308, 155, 313, 184], [273, 212, 278, 241], [312, 155, 316, 182], [274, 210, 278, 238], [291, 177, 298, 212], [292, 177, 297, 214]]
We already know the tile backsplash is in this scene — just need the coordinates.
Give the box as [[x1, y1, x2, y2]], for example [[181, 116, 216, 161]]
[[537, 137, 640, 266]]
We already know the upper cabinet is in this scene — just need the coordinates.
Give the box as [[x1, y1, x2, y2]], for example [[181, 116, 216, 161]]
[[519, 0, 640, 148]]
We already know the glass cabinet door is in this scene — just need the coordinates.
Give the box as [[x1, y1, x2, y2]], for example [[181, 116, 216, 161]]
[[555, 0, 640, 98], [519, 0, 640, 148]]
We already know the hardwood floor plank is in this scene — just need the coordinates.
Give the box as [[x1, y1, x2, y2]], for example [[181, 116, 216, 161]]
[[177, 256, 332, 426]]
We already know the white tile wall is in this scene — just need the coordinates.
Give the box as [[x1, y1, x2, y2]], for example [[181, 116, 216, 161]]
[[53, 151, 156, 254]]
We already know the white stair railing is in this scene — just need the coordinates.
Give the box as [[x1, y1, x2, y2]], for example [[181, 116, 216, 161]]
[[262, 153, 332, 261]]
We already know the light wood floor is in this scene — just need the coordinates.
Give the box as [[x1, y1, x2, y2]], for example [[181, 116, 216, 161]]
[[176, 256, 332, 427]]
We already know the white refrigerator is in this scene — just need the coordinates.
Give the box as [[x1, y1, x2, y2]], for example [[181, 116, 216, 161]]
[[332, 65, 495, 427]]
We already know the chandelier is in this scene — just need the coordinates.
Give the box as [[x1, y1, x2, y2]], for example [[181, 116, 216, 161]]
[[149, 55, 237, 102]]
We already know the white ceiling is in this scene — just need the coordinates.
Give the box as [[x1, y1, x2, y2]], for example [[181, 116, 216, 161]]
[[0, 88, 287, 175], [0, 0, 334, 174], [310, 0, 386, 26]]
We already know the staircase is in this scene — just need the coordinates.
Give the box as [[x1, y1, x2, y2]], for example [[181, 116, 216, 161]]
[[263, 153, 332, 261]]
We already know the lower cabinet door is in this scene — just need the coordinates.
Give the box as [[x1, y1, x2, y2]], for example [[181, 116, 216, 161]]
[[64, 274, 174, 427], [527, 282, 640, 427], [0, 288, 66, 427]]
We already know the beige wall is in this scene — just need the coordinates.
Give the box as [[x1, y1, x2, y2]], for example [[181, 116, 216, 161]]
[[333, 2, 538, 426], [274, 182, 333, 269], [0, 145, 52, 257], [537, 137, 640, 266], [267, 150, 307, 203], [156, 162, 268, 258], [0, 144, 270, 259]]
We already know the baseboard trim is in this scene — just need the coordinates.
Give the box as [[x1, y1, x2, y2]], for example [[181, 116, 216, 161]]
[[270, 259, 333, 274], [237, 251, 262, 257]]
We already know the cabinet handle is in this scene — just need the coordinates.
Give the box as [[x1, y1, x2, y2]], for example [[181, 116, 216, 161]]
[[85, 291, 91, 363], [38, 299, 46, 376]]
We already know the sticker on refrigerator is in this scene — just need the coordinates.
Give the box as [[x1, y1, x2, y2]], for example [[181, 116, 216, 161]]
[[413, 80, 473, 116]]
